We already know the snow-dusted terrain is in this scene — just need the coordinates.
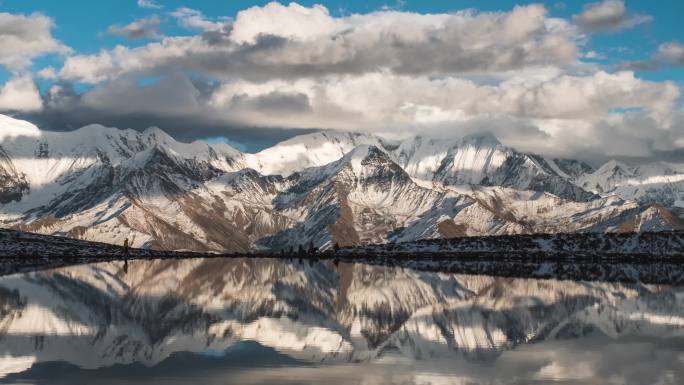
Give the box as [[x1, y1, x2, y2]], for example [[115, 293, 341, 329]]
[[346, 231, 684, 256], [0, 258, 682, 378], [1, 114, 683, 252], [576, 159, 684, 209], [1, 226, 682, 284]]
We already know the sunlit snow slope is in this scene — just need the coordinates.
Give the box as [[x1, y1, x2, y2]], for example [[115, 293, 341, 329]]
[[0, 114, 682, 252]]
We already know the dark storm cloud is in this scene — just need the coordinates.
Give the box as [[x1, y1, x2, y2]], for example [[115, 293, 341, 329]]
[[18, 104, 314, 152], [21, 75, 316, 151], [228, 92, 311, 114]]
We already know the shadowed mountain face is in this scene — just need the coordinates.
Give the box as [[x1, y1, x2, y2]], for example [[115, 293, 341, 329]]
[[0, 258, 682, 384], [1, 114, 684, 253]]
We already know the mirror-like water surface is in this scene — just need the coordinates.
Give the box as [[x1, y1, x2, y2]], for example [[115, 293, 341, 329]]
[[0, 258, 682, 384]]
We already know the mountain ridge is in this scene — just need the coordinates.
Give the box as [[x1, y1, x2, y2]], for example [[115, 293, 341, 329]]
[[1, 114, 683, 252]]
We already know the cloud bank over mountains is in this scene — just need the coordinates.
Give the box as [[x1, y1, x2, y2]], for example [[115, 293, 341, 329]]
[[0, 1, 683, 162]]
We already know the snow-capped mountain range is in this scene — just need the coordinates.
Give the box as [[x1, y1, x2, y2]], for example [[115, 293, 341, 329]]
[[0, 113, 682, 252]]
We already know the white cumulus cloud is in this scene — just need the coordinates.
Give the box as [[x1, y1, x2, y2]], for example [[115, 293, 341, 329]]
[[107, 15, 162, 40], [573, 0, 651, 32], [59, 3, 580, 84], [658, 41, 684, 66], [138, 0, 162, 10], [0, 12, 70, 71], [0, 76, 43, 112], [24, 2, 684, 162], [170, 7, 230, 32]]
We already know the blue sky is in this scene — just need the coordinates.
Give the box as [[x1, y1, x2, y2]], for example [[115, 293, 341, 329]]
[[1, 0, 683, 84], [1, 0, 684, 160]]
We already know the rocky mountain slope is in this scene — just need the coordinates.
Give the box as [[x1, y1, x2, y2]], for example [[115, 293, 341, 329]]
[[576, 159, 684, 210], [0, 114, 682, 252]]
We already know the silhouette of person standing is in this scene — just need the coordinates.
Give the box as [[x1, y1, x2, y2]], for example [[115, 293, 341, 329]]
[[123, 238, 130, 274]]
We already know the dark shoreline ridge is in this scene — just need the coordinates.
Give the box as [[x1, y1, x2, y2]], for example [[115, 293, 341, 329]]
[[340, 231, 684, 256], [0, 228, 683, 283]]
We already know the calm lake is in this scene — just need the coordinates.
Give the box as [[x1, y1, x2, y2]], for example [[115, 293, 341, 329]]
[[0, 257, 682, 384]]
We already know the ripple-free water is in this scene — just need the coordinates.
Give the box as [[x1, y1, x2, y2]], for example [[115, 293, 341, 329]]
[[0, 257, 681, 384]]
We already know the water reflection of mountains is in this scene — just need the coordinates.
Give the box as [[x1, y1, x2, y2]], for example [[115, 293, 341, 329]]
[[0, 257, 682, 374]]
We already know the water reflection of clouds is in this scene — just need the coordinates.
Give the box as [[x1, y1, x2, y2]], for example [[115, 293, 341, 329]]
[[4, 336, 682, 385], [0, 333, 684, 385], [494, 336, 684, 385], [0, 259, 683, 384]]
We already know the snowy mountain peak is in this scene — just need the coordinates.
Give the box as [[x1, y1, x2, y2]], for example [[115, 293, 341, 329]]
[[576, 160, 635, 194], [458, 131, 502, 147], [347, 143, 380, 160], [248, 131, 385, 177], [0, 114, 42, 141], [596, 159, 633, 175], [292, 144, 396, 183], [250, 129, 590, 201], [124, 143, 175, 167], [1, 115, 683, 253], [545, 158, 594, 180], [347, 145, 407, 179], [575, 159, 684, 207], [141, 125, 169, 137]]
